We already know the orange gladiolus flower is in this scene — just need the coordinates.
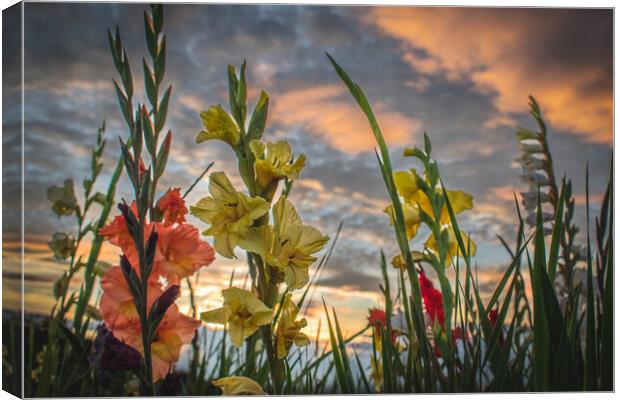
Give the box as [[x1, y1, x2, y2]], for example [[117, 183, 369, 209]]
[[123, 304, 201, 381], [100, 265, 201, 381], [154, 223, 215, 284], [99, 201, 138, 249], [157, 188, 188, 226], [100, 265, 163, 333]]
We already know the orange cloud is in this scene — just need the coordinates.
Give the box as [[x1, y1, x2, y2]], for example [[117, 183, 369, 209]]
[[271, 85, 421, 154], [364, 8, 612, 143]]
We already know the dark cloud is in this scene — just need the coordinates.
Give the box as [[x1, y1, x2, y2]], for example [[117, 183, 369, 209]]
[[8, 3, 612, 290]]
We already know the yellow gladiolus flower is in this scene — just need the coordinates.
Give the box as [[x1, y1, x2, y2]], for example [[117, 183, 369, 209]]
[[201, 287, 273, 347], [196, 105, 241, 148], [393, 169, 419, 200], [424, 228, 477, 265], [274, 294, 310, 359], [384, 203, 422, 240], [250, 139, 306, 194], [390, 251, 425, 270], [392, 169, 473, 227], [212, 376, 267, 395], [240, 197, 329, 290], [370, 356, 383, 392], [190, 171, 270, 258]]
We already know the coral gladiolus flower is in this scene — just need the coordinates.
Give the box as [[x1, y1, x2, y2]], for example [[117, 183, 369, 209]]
[[99, 201, 138, 249], [154, 223, 215, 284], [419, 271, 445, 327], [212, 376, 267, 395], [240, 197, 329, 289], [274, 294, 310, 359], [157, 188, 188, 226], [201, 287, 273, 347], [122, 304, 201, 381], [100, 265, 163, 332], [190, 171, 270, 258]]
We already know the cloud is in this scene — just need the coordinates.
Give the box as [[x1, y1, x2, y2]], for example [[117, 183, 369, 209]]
[[364, 8, 612, 144], [271, 84, 421, 154]]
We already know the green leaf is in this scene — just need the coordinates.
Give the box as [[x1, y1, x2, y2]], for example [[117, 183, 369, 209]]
[[144, 10, 157, 59], [143, 59, 157, 109], [547, 182, 566, 282], [121, 49, 134, 98], [584, 167, 598, 390], [155, 85, 172, 134], [247, 90, 269, 141], [113, 80, 133, 127], [531, 193, 550, 391], [227, 64, 240, 124], [155, 36, 166, 85], [235, 60, 248, 127]]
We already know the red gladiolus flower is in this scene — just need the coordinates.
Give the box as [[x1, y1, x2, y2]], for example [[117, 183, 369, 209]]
[[367, 308, 387, 328], [419, 271, 445, 327], [157, 188, 188, 226]]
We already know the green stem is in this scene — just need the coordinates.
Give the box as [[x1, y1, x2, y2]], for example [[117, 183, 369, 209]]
[[73, 155, 124, 332]]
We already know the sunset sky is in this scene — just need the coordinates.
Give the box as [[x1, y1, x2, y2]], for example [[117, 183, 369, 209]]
[[3, 3, 613, 337]]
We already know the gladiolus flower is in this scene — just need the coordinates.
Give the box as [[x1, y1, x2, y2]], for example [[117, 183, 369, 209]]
[[239, 197, 329, 289], [370, 356, 383, 392], [392, 169, 473, 227], [212, 376, 267, 395], [99, 265, 163, 333], [384, 203, 421, 240], [197, 105, 241, 148], [190, 171, 270, 258], [99, 201, 139, 251], [249, 139, 306, 196], [419, 270, 444, 327], [367, 308, 386, 330], [201, 287, 273, 347], [123, 304, 201, 381], [390, 251, 425, 270], [154, 223, 215, 284], [274, 294, 310, 359], [47, 179, 78, 217], [48, 232, 76, 260], [424, 228, 477, 266], [157, 188, 188, 226]]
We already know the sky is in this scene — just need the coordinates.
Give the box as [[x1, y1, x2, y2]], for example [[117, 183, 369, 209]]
[[2, 3, 613, 337]]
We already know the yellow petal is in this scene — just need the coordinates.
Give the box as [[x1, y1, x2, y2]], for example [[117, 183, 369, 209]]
[[273, 197, 302, 234], [238, 225, 274, 258], [441, 190, 473, 224], [228, 319, 245, 347], [393, 169, 419, 201], [212, 376, 266, 395], [197, 105, 240, 147], [213, 231, 239, 259], [208, 171, 238, 202], [284, 263, 310, 290], [200, 306, 231, 324], [286, 224, 329, 255]]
